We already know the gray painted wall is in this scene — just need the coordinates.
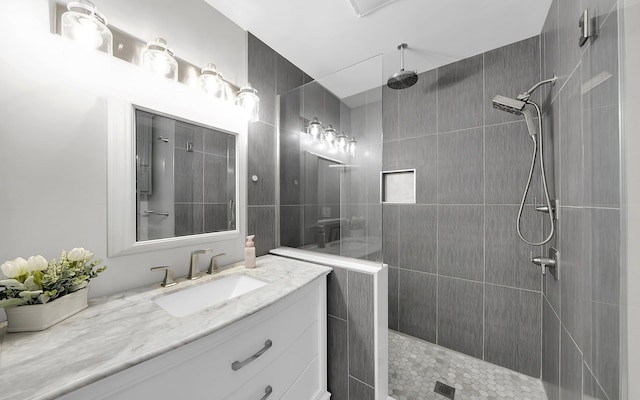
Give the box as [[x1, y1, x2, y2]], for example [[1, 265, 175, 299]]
[[540, 1, 621, 400], [383, 35, 545, 378]]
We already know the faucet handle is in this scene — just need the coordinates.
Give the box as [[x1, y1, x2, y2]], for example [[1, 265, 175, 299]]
[[150, 266, 177, 287], [207, 253, 227, 274]]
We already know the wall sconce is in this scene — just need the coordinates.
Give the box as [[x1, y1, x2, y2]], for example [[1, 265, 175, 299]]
[[336, 132, 349, 154], [307, 117, 324, 143], [348, 137, 357, 157], [324, 125, 338, 151], [60, 0, 113, 54], [142, 38, 178, 80], [236, 83, 260, 122], [198, 63, 225, 99]]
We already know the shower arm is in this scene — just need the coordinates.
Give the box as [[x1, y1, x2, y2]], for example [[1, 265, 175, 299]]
[[517, 76, 558, 101]]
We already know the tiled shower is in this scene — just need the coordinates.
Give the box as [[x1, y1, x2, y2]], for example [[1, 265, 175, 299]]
[[246, 0, 623, 396]]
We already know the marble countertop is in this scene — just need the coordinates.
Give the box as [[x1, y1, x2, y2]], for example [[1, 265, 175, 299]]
[[0, 255, 332, 400]]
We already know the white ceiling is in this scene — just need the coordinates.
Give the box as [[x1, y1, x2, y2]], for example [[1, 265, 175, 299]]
[[203, 0, 552, 99]]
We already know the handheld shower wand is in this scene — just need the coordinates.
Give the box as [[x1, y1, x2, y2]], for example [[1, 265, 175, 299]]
[[492, 77, 557, 246]]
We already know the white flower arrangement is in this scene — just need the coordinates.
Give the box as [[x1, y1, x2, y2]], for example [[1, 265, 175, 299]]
[[0, 248, 107, 307]]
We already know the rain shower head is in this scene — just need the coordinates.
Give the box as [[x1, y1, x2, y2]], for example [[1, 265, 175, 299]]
[[387, 43, 418, 90]]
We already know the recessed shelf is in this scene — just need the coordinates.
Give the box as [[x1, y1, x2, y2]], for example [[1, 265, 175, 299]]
[[381, 169, 416, 203]]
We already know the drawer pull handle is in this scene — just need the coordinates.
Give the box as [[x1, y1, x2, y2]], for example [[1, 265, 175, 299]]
[[231, 340, 273, 371], [259, 385, 273, 400]]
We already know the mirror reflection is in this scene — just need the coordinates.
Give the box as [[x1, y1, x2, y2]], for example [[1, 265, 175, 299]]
[[135, 109, 237, 241]]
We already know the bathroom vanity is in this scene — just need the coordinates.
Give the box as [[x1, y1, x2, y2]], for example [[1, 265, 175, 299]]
[[0, 255, 332, 400]]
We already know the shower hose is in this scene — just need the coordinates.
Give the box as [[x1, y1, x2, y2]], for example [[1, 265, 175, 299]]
[[517, 100, 555, 246]]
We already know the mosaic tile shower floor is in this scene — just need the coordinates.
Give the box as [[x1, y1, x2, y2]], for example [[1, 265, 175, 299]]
[[388, 330, 548, 400]]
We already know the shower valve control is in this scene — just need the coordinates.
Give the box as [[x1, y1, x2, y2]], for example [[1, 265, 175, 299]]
[[535, 198, 558, 220], [531, 247, 559, 278]]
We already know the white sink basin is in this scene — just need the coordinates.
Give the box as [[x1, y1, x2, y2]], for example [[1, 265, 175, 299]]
[[153, 274, 267, 317]]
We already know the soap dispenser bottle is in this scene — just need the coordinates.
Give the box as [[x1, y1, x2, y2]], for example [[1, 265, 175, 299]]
[[245, 235, 256, 268]]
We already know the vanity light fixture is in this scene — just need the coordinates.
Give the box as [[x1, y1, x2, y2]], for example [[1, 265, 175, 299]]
[[142, 37, 178, 81], [324, 125, 338, 151], [236, 83, 260, 122], [60, 0, 113, 54], [307, 117, 324, 143], [336, 131, 350, 154], [198, 63, 226, 99], [348, 136, 357, 157]]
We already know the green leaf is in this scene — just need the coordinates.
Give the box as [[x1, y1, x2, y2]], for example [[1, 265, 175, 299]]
[[0, 298, 27, 308], [37, 293, 51, 304], [23, 276, 40, 291]]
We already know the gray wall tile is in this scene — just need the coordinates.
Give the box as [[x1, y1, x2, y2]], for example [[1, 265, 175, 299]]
[[279, 205, 301, 248], [204, 203, 228, 232], [383, 204, 399, 267], [399, 205, 437, 273], [279, 89, 302, 135], [542, 299, 560, 400], [302, 81, 325, 122], [484, 285, 541, 377], [438, 205, 484, 281], [557, 0, 581, 87], [592, 301, 620, 400], [349, 377, 375, 400], [437, 54, 484, 132], [398, 69, 437, 139], [437, 128, 484, 204], [398, 269, 437, 342], [588, 208, 620, 305], [583, 363, 608, 400], [175, 148, 204, 203], [389, 267, 399, 331], [560, 327, 582, 400], [248, 33, 276, 125], [328, 316, 348, 400], [347, 271, 375, 386], [485, 121, 541, 205], [559, 67, 583, 207], [485, 205, 541, 291], [175, 203, 203, 236], [203, 129, 229, 156], [248, 122, 276, 206], [437, 276, 483, 358], [279, 131, 301, 206], [397, 135, 437, 204], [484, 36, 541, 125], [541, 0, 559, 105], [559, 207, 591, 356], [276, 54, 303, 95], [382, 140, 398, 170], [382, 85, 399, 142], [247, 206, 275, 256], [327, 267, 347, 320], [203, 154, 228, 203], [324, 91, 341, 131]]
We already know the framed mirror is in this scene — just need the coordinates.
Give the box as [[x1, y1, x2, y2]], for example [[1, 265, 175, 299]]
[[107, 84, 247, 257]]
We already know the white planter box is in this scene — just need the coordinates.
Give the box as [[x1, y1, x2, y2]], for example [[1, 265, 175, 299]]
[[5, 288, 88, 333]]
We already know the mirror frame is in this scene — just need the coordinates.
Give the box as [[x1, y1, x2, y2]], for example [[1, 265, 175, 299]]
[[107, 87, 247, 257]]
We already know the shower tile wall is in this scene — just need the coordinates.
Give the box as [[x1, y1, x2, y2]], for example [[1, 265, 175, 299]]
[[383, 35, 545, 378], [247, 33, 310, 255], [540, 1, 621, 400]]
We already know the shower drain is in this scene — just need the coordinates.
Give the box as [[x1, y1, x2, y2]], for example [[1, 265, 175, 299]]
[[434, 381, 456, 399]]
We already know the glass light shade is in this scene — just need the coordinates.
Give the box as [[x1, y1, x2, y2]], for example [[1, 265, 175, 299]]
[[60, 0, 113, 54], [348, 136, 357, 157], [307, 117, 324, 143], [336, 132, 349, 153], [236, 83, 260, 122], [142, 38, 178, 81], [324, 125, 338, 150], [198, 63, 226, 100]]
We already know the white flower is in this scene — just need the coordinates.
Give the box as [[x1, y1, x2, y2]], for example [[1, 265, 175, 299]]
[[1, 257, 28, 278], [67, 248, 88, 262], [83, 249, 94, 262], [26, 255, 48, 272]]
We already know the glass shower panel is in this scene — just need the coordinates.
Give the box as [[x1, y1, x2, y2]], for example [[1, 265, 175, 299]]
[[278, 55, 383, 263]]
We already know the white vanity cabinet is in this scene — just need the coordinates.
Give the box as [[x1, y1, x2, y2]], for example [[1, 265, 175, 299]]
[[60, 276, 329, 400]]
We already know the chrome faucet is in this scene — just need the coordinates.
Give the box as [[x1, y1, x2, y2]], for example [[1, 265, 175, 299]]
[[188, 248, 212, 280]]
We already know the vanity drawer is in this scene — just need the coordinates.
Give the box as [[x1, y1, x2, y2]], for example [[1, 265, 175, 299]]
[[223, 321, 319, 400]]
